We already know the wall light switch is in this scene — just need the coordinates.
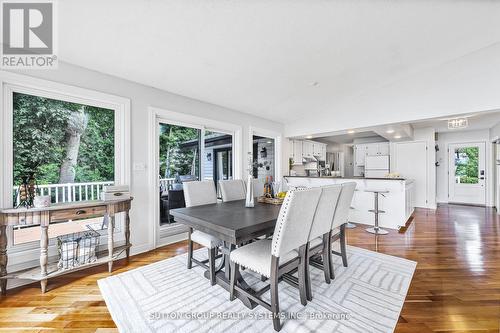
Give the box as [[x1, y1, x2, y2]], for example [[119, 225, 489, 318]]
[[133, 162, 146, 171]]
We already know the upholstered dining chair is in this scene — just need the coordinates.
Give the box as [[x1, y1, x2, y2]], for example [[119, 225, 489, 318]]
[[229, 187, 322, 332], [329, 182, 356, 278], [304, 185, 342, 290], [184, 181, 222, 285], [219, 179, 246, 202]]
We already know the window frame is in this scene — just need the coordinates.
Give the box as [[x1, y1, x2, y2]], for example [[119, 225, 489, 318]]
[[149, 106, 242, 248], [0, 72, 130, 264]]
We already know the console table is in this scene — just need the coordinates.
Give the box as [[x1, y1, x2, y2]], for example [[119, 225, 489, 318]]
[[0, 197, 133, 294]]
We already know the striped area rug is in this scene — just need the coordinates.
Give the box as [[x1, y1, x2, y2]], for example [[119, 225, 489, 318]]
[[98, 245, 416, 333]]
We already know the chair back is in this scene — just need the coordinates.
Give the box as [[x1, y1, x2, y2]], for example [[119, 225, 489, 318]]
[[183, 181, 218, 207], [308, 185, 342, 241], [331, 182, 356, 229], [271, 187, 322, 258], [219, 179, 246, 202]]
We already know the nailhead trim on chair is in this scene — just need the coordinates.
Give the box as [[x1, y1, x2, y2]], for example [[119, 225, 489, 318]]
[[271, 187, 309, 257]]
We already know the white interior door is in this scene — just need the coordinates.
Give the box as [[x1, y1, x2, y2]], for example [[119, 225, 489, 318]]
[[393, 141, 428, 208], [448, 142, 486, 205]]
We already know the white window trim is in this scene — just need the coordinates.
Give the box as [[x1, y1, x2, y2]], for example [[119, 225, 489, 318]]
[[148, 106, 242, 249], [0, 71, 131, 270], [248, 126, 282, 181]]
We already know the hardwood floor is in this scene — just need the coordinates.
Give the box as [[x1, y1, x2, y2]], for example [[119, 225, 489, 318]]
[[1, 204, 499, 332]]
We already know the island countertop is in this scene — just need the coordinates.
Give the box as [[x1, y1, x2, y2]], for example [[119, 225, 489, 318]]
[[284, 175, 407, 181], [283, 176, 415, 230]]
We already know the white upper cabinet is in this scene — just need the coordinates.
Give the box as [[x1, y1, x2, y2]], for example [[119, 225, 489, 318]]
[[289, 139, 327, 163], [366, 144, 379, 156], [354, 142, 389, 167], [354, 144, 367, 166], [377, 142, 390, 155], [302, 141, 314, 158], [291, 140, 304, 164]]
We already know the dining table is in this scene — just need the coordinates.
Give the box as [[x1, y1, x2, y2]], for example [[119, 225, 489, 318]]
[[170, 199, 282, 309]]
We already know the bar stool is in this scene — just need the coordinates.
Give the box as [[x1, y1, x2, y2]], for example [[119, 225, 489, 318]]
[[346, 206, 357, 229], [365, 189, 389, 235]]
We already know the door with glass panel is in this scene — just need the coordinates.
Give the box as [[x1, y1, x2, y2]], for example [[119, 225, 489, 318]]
[[448, 142, 486, 205], [156, 124, 233, 243]]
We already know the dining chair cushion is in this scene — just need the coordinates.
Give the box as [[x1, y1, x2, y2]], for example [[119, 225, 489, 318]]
[[183, 181, 218, 207], [219, 179, 246, 202], [271, 187, 322, 257], [308, 185, 342, 241], [230, 240, 298, 277], [331, 182, 356, 229], [191, 230, 222, 249], [309, 236, 323, 249]]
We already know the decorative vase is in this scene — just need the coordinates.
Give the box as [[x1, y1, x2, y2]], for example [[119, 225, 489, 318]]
[[245, 175, 254, 208]]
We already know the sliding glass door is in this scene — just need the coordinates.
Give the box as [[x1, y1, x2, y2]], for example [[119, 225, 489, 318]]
[[156, 122, 234, 243]]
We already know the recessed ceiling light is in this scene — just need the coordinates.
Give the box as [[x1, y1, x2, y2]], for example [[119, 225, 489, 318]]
[[386, 129, 395, 134], [347, 130, 355, 134], [306, 135, 313, 139], [394, 135, 402, 139]]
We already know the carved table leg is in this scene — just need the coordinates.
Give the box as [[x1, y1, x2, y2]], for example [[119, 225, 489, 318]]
[[125, 211, 130, 259], [0, 226, 7, 295], [40, 224, 48, 293], [107, 213, 115, 273]]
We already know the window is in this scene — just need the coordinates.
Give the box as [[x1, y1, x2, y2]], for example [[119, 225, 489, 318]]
[[158, 122, 201, 226], [252, 135, 275, 181], [454, 147, 479, 184], [11, 92, 116, 244], [1, 73, 130, 254], [204, 130, 233, 195]]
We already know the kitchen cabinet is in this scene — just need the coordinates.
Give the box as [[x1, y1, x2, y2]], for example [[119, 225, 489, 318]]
[[289, 139, 327, 164], [377, 143, 390, 155], [355, 142, 389, 167], [365, 142, 389, 156], [291, 140, 303, 164], [302, 141, 314, 158], [354, 144, 367, 166]]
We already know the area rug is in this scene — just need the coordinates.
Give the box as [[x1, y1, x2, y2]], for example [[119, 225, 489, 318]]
[[98, 245, 416, 333]]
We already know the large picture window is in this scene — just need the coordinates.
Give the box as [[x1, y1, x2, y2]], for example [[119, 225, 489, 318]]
[[12, 92, 116, 244]]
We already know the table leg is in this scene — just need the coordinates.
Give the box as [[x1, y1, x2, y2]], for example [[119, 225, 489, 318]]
[[107, 213, 115, 273], [40, 225, 48, 293], [125, 211, 130, 259], [204, 241, 256, 309], [0, 226, 7, 295]]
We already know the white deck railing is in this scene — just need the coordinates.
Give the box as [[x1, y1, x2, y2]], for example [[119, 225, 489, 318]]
[[13, 181, 115, 206], [159, 177, 176, 192]]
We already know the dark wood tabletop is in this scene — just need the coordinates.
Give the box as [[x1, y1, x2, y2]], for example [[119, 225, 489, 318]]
[[170, 200, 281, 244]]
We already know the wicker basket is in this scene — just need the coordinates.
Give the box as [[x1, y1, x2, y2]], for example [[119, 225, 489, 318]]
[[57, 229, 100, 270], [257, 196, 284, 205]]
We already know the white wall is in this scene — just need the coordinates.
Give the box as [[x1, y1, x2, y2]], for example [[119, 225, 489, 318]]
[[436, 129, 494, 206], [3, 62, 284, 256], [285, 43, 500, 137]]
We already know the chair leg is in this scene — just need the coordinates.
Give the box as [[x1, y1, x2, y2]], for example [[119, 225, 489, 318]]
[[270, 256, 281, 332], [229, 261, 238, 301], [340, 224, 348, 267], [208, 247, 216, 286], [298, 245, 308, 306], [187, 228, 193, 269], [305, 245, 312, 301], [322, 233, 331, 284]]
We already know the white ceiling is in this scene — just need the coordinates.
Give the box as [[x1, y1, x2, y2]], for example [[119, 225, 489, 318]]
[[57, 1, 500, 125], [411, 110, 500, 133]]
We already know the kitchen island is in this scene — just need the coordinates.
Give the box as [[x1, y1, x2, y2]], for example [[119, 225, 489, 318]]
[[284, 176, 414, 230]]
